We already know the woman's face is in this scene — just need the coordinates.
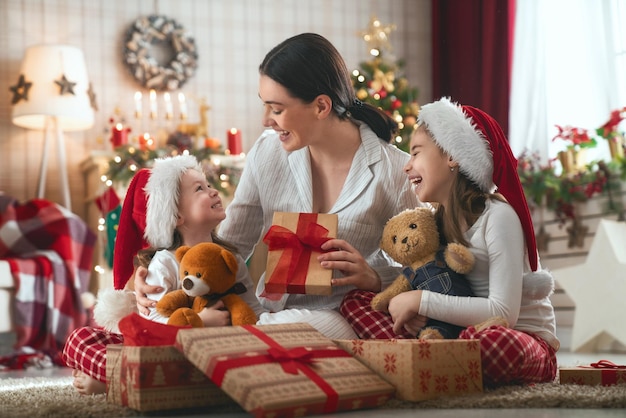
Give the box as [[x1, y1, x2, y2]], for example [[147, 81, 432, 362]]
[[258, 75, 319, 151], [176, 169, 225, 230], [403, 128, 456, 206]]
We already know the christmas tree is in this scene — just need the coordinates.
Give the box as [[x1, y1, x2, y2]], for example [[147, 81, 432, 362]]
[[351, 16, 420, 152]]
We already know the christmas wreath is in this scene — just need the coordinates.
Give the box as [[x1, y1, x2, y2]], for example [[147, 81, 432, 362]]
[[123, 15, 198, 91]]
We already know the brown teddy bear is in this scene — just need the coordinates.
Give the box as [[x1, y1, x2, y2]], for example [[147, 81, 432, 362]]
[[156, 242, 258, 327], [371, 208, 477, 339]]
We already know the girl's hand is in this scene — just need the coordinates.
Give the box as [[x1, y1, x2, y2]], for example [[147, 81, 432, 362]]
[[197, 301, 231, 327], [133, 266, 163, 315], [388, 290, 427, 335], [319, 238, 381, 292]]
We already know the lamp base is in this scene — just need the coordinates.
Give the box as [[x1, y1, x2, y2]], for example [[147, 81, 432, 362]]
[[37, 116, 71, 211]]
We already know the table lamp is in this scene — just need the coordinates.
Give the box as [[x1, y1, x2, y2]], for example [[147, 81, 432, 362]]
[[11, 44, 95, 211]]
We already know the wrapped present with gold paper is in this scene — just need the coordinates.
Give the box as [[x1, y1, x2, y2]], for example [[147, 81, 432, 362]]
[[334, 338, 483, 401], [559, 360, 626, 386], [105, 313, 234, 412], [262, 212, 337, 295], [175, 323, 395, 417]]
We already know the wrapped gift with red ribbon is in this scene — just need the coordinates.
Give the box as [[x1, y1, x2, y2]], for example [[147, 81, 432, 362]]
[[263, 212, 338, 295], [106, 313, 233, 411], [175, 323, 395, 417], [560, 360, 626, 386]]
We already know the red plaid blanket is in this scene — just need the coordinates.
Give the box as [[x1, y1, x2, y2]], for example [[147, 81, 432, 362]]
[[0, 196, 96, 353]]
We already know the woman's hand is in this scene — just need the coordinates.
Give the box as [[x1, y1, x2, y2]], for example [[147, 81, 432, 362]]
[[318, 238, 381, 292], [388, 290, 427, 335], [197, 301, 231, 327], [133, 266, 162, 315]]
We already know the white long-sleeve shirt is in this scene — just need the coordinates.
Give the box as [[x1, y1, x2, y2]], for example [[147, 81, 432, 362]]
[[419, 199, 559, 349], [143, 249, 266, 323], [219, 124, 418, 312]]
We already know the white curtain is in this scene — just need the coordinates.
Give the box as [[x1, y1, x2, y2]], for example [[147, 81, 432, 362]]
[[509, 0, 622, 164]]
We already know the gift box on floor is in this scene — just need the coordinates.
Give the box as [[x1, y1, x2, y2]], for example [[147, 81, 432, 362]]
[[263, 212, 337, 295], [334, 339, 483, 401], [175, 323, 395, 417], [559, 360, 626, 386], [106, 344, 234, 411]]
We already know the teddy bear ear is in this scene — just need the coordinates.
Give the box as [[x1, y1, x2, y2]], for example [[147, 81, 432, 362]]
[[220, 247, 238, 275], [175, 245, 191, 262]]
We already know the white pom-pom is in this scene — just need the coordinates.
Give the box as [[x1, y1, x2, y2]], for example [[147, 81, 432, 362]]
[[81, 292, 96, 309], [522, 269, 555, 300], [93, 288, 138, 334]]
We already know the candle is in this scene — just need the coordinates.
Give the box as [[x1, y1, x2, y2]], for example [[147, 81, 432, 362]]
[[134, 91, 142, 119], [110, 123, 129, 148], [149, 89, 157, 120], [163, 92, 173, 120], [178, 92, 187, 120], [227, 128, 243, 155], [139, 132, 155, 151]]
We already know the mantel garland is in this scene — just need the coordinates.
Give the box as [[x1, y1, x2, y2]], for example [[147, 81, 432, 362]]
[[123, 15, 198, 91]]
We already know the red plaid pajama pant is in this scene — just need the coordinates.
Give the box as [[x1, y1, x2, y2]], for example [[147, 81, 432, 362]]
[[62, 326, 124, 383], [340, 289, 557, 387]]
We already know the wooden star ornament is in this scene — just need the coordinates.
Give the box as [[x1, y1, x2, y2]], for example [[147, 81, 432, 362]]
[[88, 82, 98, 111], [553, 219, 626, 352], [55, 74, 77, 95], [9, 74, 32, 104]]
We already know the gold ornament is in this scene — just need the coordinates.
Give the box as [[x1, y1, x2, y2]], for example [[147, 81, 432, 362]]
[[356, 88, 369, 100], [358, 16, 396, 55]]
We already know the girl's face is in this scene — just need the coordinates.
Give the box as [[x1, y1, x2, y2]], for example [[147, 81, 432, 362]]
[[403, 127, 456, 206], [258, 75, 320, 151], [176, 169, 225, 230]]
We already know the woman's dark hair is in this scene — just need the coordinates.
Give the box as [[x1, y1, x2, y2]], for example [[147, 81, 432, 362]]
[[259, 33, 397, 142]]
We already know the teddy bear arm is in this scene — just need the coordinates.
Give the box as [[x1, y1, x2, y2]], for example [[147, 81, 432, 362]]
[[221, 294, 258, 326], [155, 289, 194, 317], [444, 243, 475, 274], [371, 275, 412, 312]]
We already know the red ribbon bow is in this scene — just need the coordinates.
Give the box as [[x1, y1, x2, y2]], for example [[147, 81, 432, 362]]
[[589, 360, 626, 369], [267, 346, 315, 374], [262, 213, 332, 293]]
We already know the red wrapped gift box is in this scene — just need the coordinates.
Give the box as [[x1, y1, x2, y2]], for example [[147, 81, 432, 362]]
[[175, 323, 395, 417], [263, 212, 338, 295], [560, 360, 626, 386]]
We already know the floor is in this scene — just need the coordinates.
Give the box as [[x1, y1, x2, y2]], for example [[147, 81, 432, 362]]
[[1, 330, 625, 418]]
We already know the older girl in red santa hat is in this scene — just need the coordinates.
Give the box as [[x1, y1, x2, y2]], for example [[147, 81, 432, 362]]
[[341, 97, 559, 387], [62, 154, 264, 395]]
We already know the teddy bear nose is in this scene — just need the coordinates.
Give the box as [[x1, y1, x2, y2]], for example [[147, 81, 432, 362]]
[[401, 236, 408, 244], [183, 278, 194, 290]]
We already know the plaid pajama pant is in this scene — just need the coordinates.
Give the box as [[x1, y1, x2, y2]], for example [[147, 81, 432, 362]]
[[340, 289, 557, 387], [62, 327, 124, 383]]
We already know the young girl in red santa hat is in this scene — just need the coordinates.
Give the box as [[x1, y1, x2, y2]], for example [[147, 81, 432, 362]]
[[62, 154, 264, 395], [341, 97, 559, 387]]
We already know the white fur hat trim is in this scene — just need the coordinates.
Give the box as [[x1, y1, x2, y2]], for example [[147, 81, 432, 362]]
[[417, 97, 495, 193], [144, 154, 203, 248]]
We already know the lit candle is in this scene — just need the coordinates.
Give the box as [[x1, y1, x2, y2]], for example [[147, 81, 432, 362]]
[[227, 128, 243, 155], [139, 132, 155, 151], [110, 123, 129, 148], [149, 89, 157, 120], [178, 92, 187, 120], [163, 92, 173, 120], [134, 91, 142, 119]]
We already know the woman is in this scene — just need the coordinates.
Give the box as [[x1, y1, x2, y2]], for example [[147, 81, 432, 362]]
[[135, 33, 418, 339]]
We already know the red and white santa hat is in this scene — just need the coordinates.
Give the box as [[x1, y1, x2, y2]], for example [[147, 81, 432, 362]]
[[113, 168, 151, 290], [144, 154, 203, 249], [417, 97, 538, 271]]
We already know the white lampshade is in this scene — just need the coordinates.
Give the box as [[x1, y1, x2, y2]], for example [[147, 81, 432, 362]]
[[12, 44, 94, 131]]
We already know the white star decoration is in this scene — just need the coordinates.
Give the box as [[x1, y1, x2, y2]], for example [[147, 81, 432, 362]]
[[553, 220, 626, 352]]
